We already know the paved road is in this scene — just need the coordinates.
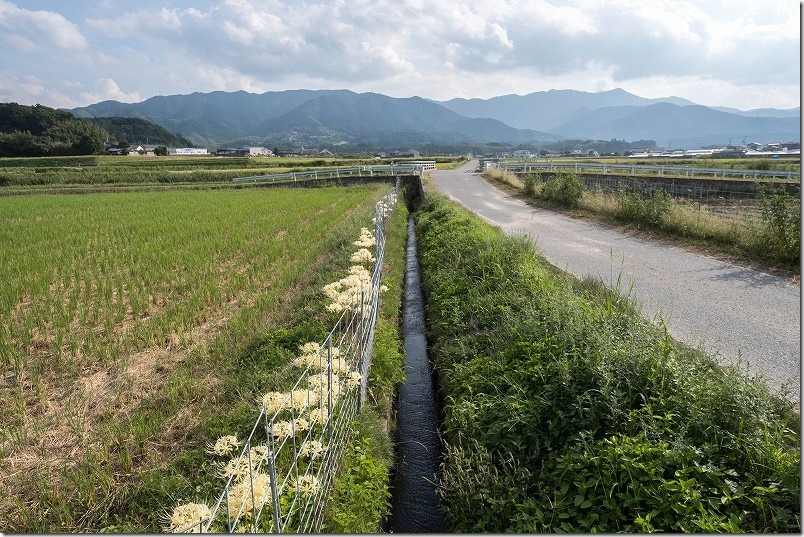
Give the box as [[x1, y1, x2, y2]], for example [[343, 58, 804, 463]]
[[429, 161, 801, 399]]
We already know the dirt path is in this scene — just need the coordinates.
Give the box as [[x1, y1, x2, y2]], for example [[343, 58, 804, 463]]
[[429, 161, 801, 399]]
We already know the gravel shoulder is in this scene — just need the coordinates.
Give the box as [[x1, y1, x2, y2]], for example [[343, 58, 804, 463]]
[[429, 161, 801, 399]]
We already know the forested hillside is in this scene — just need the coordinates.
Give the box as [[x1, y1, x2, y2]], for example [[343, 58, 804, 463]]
[[87, 117, 193, 147], [0, 103, 192, 157], [0, 102, 107, 157]]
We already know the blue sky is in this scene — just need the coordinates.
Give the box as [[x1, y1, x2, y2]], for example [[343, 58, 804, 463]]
[[0, 0, 799, 110]]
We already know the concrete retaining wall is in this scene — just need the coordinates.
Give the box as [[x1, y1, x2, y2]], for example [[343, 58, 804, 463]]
[[527, 171, 800, 198]]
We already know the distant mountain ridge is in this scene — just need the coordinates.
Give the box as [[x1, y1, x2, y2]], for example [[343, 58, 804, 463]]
[[67, 88, 800, 149], [437, 88, 696, 131]]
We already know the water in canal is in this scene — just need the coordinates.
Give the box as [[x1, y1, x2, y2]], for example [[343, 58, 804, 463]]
[[389, 216, 447, 533]]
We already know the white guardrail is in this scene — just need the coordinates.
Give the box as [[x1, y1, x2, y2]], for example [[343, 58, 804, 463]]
[[232, 163, 432, 184], [493, 161, 800, 181]]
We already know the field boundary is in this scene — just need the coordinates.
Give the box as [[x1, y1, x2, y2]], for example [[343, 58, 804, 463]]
[[178, 183, 399, 533]]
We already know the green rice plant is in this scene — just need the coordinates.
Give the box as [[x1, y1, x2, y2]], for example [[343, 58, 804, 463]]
[[0, 184, 395, 532]]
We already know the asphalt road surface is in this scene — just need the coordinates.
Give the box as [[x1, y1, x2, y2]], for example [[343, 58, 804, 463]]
[[429, 161, 801, 400]]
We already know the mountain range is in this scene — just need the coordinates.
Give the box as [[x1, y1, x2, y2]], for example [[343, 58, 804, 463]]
[[67, 88, 800, 150]]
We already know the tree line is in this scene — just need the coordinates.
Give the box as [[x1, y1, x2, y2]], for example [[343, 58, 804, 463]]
[[0, 102, 193, 157], [0, 103, 107, 157]]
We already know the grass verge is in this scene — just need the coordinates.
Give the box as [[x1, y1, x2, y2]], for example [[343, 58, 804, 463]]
[[415, 193, 800, 532], [485, 167, 801, 275], [321, 190, 409, 532]]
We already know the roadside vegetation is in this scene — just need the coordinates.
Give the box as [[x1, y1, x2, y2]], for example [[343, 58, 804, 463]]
[[0, 184, 406, 532], [549, 156, 801, 173], [486, 167, 800, 273], [415, 194, 800, 532]]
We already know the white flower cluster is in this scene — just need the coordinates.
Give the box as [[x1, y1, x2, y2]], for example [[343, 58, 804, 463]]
[[292, 343, 339, 370], [353, 227, 376, 248], [261, 391, 288, 416], [377, 191, 397, 221], [299, 439, 325, 459], [167, 502, 212, 533], [345, 371, 362, 390], [217, 444, 268, 481], [350, 248, 375, 263], [227, 472, 272, 519], [270, 417, 310, 440], [322, 265, 372, 313], [293, 474, 322, 495], [207, 435, 240, 457]]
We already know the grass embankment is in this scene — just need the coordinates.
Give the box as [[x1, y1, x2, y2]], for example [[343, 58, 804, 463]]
[[0, 185, 406, 532], [485, 167, 800, 274], [323, 200, 409, 532], [415, 194, 800, 532]]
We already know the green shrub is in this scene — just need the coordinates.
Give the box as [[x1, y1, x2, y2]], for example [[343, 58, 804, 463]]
[[541, 171, 585, 207], [617, 188, 672, 226], [754, 191, 801, 265], [523, 173, 538, 196]]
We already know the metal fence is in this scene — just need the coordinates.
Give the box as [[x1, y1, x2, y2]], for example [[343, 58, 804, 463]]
[[178, 183, 398, 533], [495, 160, 800, 181], [494, 161, 800, 201], [232, 163, 433, 184]]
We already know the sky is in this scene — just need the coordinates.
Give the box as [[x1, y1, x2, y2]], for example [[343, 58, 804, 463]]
[[0, 0, 800, 111]]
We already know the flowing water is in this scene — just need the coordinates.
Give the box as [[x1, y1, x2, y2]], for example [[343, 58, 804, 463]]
[[389, 216, 447, 533]]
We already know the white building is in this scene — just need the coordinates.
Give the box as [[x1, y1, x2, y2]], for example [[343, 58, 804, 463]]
[[172, 147, 209, 156]]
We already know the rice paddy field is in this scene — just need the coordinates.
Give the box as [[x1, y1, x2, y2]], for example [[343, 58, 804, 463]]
[[0, 183, 392, 532]]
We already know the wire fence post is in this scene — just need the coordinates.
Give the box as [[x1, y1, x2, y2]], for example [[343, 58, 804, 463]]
[[358, 287, 367, 409]]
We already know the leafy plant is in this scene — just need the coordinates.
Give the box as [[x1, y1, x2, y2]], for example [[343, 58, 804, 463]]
[[617, 188, 672, 226], [323, 414, 393, 533], [755, 191, 800, 265], [523, 173, 539, 196], [541, 171, 585, 207]]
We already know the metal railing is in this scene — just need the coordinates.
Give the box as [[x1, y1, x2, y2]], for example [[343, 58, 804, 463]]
[[232, 164, 430, 184], [179, 183, 398, 533], [494, 160, 800, 181]]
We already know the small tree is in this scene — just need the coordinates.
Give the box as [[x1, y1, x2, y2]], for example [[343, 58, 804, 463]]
[[154, 145, 168, 156]]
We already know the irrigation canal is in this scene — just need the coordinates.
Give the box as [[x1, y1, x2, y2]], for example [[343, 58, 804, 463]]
[[388, 216, 447, 533]]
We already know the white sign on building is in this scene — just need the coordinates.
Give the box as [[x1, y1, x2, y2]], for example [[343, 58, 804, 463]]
[[174, 147, 209, 155]]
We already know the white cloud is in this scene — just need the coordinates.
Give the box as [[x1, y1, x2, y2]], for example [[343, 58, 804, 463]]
[[0, 73, 83, 108], [79, 78, 141, 104], [0, 0, 87, 52], [0, 0, 799, 111]]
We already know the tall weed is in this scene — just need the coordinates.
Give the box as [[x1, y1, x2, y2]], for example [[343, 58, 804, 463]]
[[753, 191, 801, 265], [617, 189, 672, 226], [541, 171, 585, 207]]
